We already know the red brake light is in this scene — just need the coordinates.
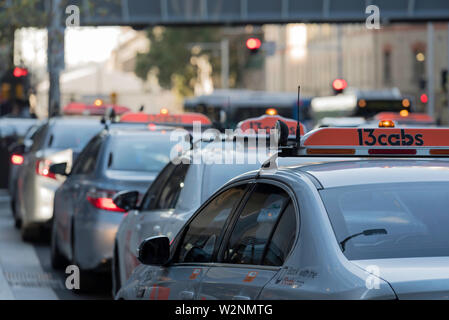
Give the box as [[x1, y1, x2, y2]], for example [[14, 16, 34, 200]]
[[13, 67, 28, 78], [86, 189, 125, 212], [35, 159, 56, 179], [11, 154, 24, 165]]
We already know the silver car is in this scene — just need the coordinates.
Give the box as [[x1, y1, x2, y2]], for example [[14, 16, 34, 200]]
[[117, 156, 449, 300], [50, 128, 184, 284], [112, 140, 269, 295], [15, 117, 103, 241]]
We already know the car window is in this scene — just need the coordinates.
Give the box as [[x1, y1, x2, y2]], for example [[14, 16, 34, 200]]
[[262, 201, 297, 266], [30, 124, 48, 152], [320, 182, 449, 260], [48, 123, 101, 150], [140, 163, 176, 211], [221, 183, 292, 265], [71, 136, 102, 175], [107, 134, 177, 173], [176, 185, 247, 264], [153, 164, 189, 210], [77, 137, 103, 175]]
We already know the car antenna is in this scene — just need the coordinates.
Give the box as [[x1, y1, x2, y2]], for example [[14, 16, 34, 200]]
[[295, 85, 301, 149]]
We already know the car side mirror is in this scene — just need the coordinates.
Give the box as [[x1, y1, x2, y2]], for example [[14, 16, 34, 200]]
[[113, 190, 139, 211], [137, 236, 170, 266], [49, 163, 68, 176]]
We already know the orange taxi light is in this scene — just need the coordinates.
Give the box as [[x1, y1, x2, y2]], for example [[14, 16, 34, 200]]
[[160, 108, 169, 115], [306, 148, 355, 155], [358, 99, 367, 108], [378, 120, 395, 128], [265, 108, 278, 116], [399, 110, 409, 117], [402, 99, 411, 108]]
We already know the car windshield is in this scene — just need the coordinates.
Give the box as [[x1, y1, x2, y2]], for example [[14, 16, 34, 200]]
[[107, 134, 178, 173], [50, 123, 102, 150], [320, 182, 449, 260]]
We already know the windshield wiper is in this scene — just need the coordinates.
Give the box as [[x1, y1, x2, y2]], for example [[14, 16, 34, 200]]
[[339, 228, 387, 252]]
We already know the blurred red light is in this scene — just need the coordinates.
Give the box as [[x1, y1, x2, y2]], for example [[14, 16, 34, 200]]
[[13, 67, 28, 78], [420, 93, 428, 104], [332, 79, 347, 91], [246, 38, 261, 50], [11, 154, 24, 165]]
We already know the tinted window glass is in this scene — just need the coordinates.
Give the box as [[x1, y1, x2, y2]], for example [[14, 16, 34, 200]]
[[320, 182, 449, 260], [30, 125, 48, 152], [262, 201, 297, 266], [49, 123, 101, 150], [107, 134, 178, 173], [140, 163, 176, 210], [177, 185, 247, 263], [76, 137, 103, 175], [222, 184, 290, 265], [154, 164, 189, 210]]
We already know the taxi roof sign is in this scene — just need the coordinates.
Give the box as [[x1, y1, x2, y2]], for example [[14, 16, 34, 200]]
[[237, 115, 305, 137], [296, 127, 449, 157], [120, 112, 212, 126], [302, 128, 449, 147]]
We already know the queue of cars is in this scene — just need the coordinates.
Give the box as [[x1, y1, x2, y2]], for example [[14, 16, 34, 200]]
[[6, 106, 449, 300]]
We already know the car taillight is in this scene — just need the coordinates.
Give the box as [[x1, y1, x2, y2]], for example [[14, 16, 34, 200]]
[[11, 154, 24, 165], [35, 159, 56, 179], [86, 189, 125, 212]]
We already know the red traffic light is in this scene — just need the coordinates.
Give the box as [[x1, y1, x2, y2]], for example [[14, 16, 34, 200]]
[[246, 38, 261, 50], [13, 67, 28, 78], [332, 79, 347, 91], [420, 93, 428, 104]]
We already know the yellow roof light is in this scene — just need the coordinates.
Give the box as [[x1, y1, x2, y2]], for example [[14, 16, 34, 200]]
[[94, 99, 103, 107], [160, 108, 169, 115], [378, 119, 395, 128], [400, 109, 409, 117], [402, 98, 410, 108], [265, 108, 278, 116]]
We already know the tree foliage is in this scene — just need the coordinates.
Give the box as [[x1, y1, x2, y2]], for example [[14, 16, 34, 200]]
[[135, 26, 222, 97], [0, 0, 47, 71]]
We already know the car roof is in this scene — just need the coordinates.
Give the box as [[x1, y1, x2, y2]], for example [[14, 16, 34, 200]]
[[48, 116, 102, 126], [277, 158, 449, 188]]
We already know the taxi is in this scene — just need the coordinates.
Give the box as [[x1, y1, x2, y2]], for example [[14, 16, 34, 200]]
[[111, 115, 301, 296], [117, 119, 449, 300]]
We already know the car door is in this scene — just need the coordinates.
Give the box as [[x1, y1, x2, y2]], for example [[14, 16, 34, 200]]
[[137, 184, 249, 300], [17, 124, 48, 219], [198, 182, 297, 300], [123, 163, 191, 278], [57, 136, 103, 257]]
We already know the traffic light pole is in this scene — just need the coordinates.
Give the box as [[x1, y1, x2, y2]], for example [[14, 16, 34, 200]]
[[48, 0, 65, 118]]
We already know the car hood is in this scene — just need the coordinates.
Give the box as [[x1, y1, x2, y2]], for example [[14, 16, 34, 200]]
[[352, 257, 449, 299]]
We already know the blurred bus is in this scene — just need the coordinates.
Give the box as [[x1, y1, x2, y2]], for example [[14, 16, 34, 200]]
[[184, 89, 312, 130], [311, 88, 413, 123]]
